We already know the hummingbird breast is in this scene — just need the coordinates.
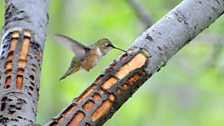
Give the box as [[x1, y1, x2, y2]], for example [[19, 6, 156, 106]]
[[81, 48, 102, 71]]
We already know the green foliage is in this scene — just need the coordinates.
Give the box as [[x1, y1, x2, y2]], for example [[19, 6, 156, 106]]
[[1, 0, 224, 125], [0, 1, 4, 32]]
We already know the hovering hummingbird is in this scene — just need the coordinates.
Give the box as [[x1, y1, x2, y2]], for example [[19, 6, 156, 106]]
[[54, 34, 126, 80]]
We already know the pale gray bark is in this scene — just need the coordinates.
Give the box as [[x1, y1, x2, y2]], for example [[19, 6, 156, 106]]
[[2, 0, 49, 47], [45, 0, 224, 126], [0, 0, 49, 125], [131, 0, 224, 76]]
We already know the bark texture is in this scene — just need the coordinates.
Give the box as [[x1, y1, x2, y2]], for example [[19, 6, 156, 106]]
[[0, 0, 49, 125], [45, 0, 224, 126]]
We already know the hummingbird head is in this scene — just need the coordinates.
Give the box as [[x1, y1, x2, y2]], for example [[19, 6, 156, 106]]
[[96, 38, 126, 56]]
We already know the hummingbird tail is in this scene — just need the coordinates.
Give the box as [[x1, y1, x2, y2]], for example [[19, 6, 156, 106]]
[[59, 74, 68, 80], [59, 67, 80, 80]]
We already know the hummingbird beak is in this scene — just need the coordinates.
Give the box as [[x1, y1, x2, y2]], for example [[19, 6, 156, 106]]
[[111, 45, 126, 52]]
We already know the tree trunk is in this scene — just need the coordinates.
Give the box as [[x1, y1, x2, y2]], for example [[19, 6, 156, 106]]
[[0, 0, 49, 125], [45, 0, 224, 126]]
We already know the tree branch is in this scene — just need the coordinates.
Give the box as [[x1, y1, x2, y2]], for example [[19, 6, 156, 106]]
[[45, 0, 224, 125], [0, 0, 49, 125]]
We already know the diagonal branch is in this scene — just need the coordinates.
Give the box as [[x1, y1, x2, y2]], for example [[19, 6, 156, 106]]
[[45, 0, 224, 126]]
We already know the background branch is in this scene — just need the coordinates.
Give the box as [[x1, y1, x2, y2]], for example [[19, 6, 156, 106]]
[[128, 0, 154, 28], [194, 33, 224, 44]]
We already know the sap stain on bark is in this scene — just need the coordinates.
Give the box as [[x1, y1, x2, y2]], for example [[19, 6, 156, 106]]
[[5, 3, 31, 26], [145, 34, 153, 42], [214, 0, 221, 5], [198, 0, 202, 4], [173, 10, 189, 25]]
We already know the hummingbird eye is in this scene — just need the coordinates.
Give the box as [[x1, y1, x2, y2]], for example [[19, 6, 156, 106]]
[[105, 43, 111, 47]]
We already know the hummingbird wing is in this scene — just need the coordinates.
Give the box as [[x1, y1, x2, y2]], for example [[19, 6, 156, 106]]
[[54, 34, 90, 60]]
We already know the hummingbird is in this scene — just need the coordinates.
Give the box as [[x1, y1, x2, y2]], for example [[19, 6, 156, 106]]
[[54, 34, 126, 80]]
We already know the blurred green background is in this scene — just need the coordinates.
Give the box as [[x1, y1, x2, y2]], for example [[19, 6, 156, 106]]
[[1, 0, 224, 126]]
